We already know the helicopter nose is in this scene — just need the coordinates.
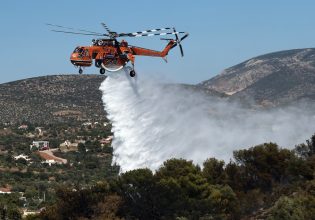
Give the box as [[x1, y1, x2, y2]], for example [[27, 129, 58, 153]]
[[71, 53, 78, 58], [70, 53, 79, 65]]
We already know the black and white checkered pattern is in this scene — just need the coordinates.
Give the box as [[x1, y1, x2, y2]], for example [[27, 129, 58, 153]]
[[130, 28, 172, 35], [122, 31, 186, 37], [117, 28, 172, 37], [117, 27, 187, 38]]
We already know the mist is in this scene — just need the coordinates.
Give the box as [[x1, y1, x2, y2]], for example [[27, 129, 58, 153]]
[[100, 71, 315, 172]]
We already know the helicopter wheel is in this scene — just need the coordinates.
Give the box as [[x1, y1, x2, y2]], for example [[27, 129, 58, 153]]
[[100, 68, 105, 75], [129, 70, 136, 77], [79, 68, 83, 74]]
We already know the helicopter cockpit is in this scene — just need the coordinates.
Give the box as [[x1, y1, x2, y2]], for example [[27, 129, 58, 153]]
[[73, 47, 90, 57], [73, 47, 83, 53], [70, 46, 92, 69]]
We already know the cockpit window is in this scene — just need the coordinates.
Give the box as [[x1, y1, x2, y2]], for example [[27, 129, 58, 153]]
[[73, 47, 89, 57], [73, 47, 83, 53], [83, 49, 89, 56]]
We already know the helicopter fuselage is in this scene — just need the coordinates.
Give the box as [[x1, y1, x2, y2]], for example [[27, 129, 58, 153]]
[[47, 22, 188, 76], [70, 38, 175, 72]]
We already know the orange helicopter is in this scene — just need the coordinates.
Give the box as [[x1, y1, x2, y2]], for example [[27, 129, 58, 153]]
[[47, 23, 189, 77]]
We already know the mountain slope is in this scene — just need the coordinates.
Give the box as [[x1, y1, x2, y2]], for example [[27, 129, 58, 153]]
[[200, 48, 315, 106], [233, 68, 315, 106], [0, 75, 106, 124]]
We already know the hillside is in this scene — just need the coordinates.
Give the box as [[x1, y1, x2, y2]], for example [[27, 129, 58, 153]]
[[200, 48, 315, 106], [0, 75, 106, 124]]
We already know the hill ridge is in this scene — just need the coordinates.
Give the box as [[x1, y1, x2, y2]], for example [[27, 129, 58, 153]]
[[200, 48, 315, 106], [0, 74, 106, 124]]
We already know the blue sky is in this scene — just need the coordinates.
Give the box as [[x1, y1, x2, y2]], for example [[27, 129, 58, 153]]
[[1, 0, 315, 84]]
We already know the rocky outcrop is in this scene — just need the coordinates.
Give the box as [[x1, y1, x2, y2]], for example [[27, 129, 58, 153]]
[[200, 48, 315, 106]]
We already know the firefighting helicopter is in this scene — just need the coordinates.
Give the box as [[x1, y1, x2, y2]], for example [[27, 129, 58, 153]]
[[47, 23, 189, 77]]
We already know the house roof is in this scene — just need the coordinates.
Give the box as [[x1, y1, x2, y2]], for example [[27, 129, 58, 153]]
[[0, 187, 11, 193]]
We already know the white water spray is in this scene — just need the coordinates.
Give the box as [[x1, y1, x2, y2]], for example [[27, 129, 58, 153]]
[[100, 72, 315, 171]]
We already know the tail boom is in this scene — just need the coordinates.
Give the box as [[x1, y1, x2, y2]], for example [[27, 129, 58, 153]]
[[130, 40, 176, 58]]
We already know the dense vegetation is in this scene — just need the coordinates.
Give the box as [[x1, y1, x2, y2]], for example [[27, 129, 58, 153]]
[[0, 121, 119, 216], [1, 120, 314, 219], [26, 134, 315, 220]]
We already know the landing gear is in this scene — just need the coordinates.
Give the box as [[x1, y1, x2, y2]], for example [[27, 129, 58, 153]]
[[100, 68, 105, 75], [129, 70, 136, 77], [79, 67, 83, 74], [95, 60, 102, 68], [129, 63, 136, 77], [124, 66, 136, 78]]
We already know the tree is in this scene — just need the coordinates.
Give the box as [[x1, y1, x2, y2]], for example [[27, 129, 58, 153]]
[[233, 143, 296, 191], [16, 158, 27, 166], [49, 139, 61, 149], [78, 143, 86, 153], [156, 158, 201, 180], [24, 186, 38, 199], [286, 156, 313, 181], [0, 204, 22, 220], [7, 207, 22, 220], [24, 214, 42, 220], [266, 195, 311, 220], [5, 152, 13, 164], [92, 194, 123, 220], [114, 168, 158, 219], [42, 183, 109, 220], [295, 134, 315, 159], [202, 158, 226, 184], [225, 161, 244, 191], [155, 158, 240, 219]]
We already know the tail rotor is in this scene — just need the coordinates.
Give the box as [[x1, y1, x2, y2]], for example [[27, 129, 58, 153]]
[[169, 28, 189, 57]]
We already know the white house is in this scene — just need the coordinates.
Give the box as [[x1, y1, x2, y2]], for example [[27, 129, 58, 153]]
[[14, 154, 31, 161], [30, 141, 49, 151]]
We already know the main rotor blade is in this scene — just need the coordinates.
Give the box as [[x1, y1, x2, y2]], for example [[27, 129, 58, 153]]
[[122, 31, 186, 37], [46, 23, 104, 35], [101, 22, 112, 34], [119, 27, 172, 36], [51, 30, 107, 37]]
